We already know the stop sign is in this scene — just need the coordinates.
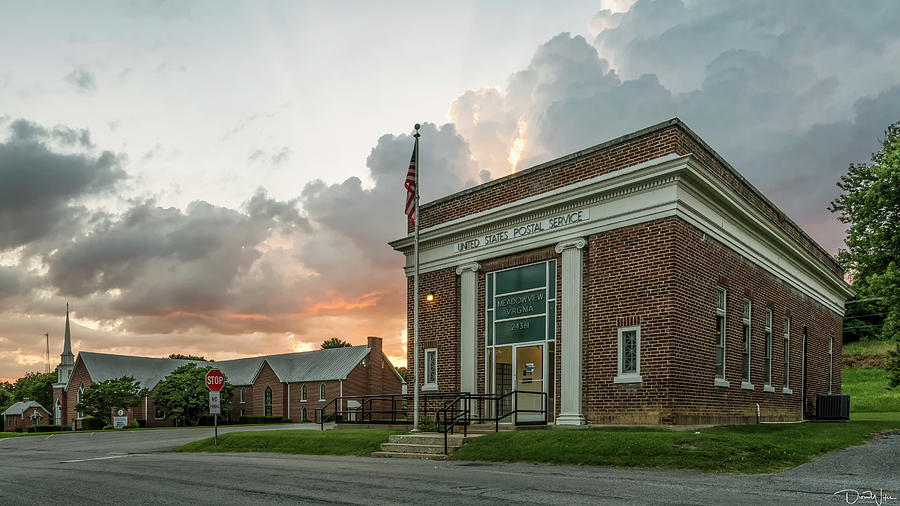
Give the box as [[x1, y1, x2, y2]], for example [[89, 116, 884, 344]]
[[205, 369, 225, 392]]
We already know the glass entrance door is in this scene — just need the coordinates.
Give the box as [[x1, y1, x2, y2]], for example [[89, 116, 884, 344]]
[[494, 346, 513, 421], [515, 344, 544, 422]]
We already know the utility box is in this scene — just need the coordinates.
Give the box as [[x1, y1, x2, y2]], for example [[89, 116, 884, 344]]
[[816, 394, 850, 420]]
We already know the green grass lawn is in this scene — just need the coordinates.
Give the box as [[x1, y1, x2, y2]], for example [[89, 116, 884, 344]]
[[452, 413, 900, 473], [842, 368, 900, 412], [176, 429, 404, 456]]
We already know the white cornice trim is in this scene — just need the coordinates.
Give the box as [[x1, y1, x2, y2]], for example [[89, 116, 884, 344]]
[[391, 155, 850, 316]]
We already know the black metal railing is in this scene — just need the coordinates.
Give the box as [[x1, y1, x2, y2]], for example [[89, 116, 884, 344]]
[[315, 390, 549, 451]]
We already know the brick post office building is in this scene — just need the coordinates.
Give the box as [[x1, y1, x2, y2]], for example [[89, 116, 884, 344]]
[[52, 308, 403, 428], [390, 118, 852, 425]]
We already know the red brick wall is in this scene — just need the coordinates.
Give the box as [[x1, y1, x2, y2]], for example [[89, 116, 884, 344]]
[[407, 216, 843, 425], [670, 217, 842, 424], [407, 267, 460, 395], [288, 380, 341, 422], [252, 362, 284, 417], [66, 359, 93, 426]]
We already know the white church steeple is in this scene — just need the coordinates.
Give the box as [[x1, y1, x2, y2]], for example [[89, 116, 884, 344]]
[[57, 303, 75, 385]]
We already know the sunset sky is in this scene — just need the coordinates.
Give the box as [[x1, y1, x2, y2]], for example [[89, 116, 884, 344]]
[[1, 0, 899, 381]]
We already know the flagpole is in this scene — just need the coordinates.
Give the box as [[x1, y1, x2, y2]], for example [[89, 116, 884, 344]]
[[412, 123, 421, 432]]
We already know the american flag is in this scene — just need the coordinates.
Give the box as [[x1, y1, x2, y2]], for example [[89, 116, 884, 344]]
[[404, 140, 417, 225]]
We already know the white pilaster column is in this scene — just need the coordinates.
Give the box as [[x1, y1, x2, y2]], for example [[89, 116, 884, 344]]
[[555, 238, 587, 425], [456, 262, 480, 397]]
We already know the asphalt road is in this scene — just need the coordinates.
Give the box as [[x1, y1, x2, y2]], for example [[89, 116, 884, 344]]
[[1, 425, 898, 505]]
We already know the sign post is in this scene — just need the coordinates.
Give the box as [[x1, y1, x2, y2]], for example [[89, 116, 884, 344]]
[[205, 369, 224, 446]]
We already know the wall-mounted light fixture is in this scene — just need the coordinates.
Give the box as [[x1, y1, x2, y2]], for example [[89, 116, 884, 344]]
[[426, 293, 435, 302]]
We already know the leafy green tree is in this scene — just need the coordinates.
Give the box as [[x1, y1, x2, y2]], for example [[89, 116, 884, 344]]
[[12, 371, 56, 409], [166, 353, 207, 361], [830, 121, 900, 343], [396, 367, 408, 382], [0, 383, 13, 411], [74, 377, 148, 425], [321, 337, 352, 349], [888, 344, 900, 389], [153, 363, 233, 425]]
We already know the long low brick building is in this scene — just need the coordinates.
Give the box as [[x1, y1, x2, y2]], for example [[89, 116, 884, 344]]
[[390, 118, 852, 426], [51, 309, 403, 428]]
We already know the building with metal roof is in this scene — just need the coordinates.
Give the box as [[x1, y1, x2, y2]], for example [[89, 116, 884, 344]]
[[50, 311, 404, 429]]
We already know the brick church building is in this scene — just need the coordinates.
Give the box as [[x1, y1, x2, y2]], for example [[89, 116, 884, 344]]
[[51, 308, 404, 428], [391, 118, 851, 426]]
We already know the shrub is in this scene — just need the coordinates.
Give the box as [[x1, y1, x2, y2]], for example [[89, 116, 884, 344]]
[[263, 416, 283, 424], [82, 416, 105, 430], [282, 419, 293, 423], [137, 419, 147, 428], [128, 418, 140, 428]]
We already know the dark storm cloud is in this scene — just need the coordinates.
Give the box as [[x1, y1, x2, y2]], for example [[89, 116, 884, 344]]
[[245, 187, 310, 233], [64, 68, 97, 92], [0, 120, 125, 250], [0, 267, 20, 305]]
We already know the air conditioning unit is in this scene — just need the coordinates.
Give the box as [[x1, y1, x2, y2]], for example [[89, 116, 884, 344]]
[[816, 394, 850, 420]]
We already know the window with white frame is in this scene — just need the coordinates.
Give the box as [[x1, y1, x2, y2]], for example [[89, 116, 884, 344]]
[[300, 384, 307, 402], [240, 407, 245, 417], [77, 384, 85, 418], [424, 348, 438, 390], [615, 326, 641, 383], [301, 407, 308, 422], [764, 308, 773, 386], [715, 287, 727, 380], [783, 316, 791, 391], [742, 299, 752, 385], [829, 336, 834, 394], [239, 388, 245, 404], [155, 405, 164, 420], [319, 383, 326, 401]]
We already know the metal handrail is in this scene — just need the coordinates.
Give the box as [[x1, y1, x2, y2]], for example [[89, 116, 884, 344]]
[[436, 394, 469, 454]]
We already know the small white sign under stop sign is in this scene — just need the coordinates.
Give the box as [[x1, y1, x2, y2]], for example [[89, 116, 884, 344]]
[[209, 391, 221, 415]]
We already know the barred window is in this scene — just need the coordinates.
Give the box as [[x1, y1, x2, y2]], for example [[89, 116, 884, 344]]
[[615, 326, 642, 383], [424, 348, 438, 389]]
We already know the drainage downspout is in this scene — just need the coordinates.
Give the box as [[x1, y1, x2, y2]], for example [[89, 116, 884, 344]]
[[340, 380, 344, 415], [287, 384, 291, 421], [756, 403, 760, 424], [145, 395, 149, 426]]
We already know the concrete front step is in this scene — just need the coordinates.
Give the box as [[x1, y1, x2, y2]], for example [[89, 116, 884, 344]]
[[387, 433, 469, 446], [370, 451, 448, 461], [379, 443, 452, 455]]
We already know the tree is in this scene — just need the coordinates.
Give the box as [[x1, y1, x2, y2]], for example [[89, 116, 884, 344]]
[[830, 121, 900, 343], [74, 377, 148, 426], [12, 371, 56, 409], [153, 363, 232, 425], [0, 383, 12, 412], [396, 367, 408, 382], [888, 344, 900, 389], [166, 354, 207, 361], [321, 337, 352, 349]]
